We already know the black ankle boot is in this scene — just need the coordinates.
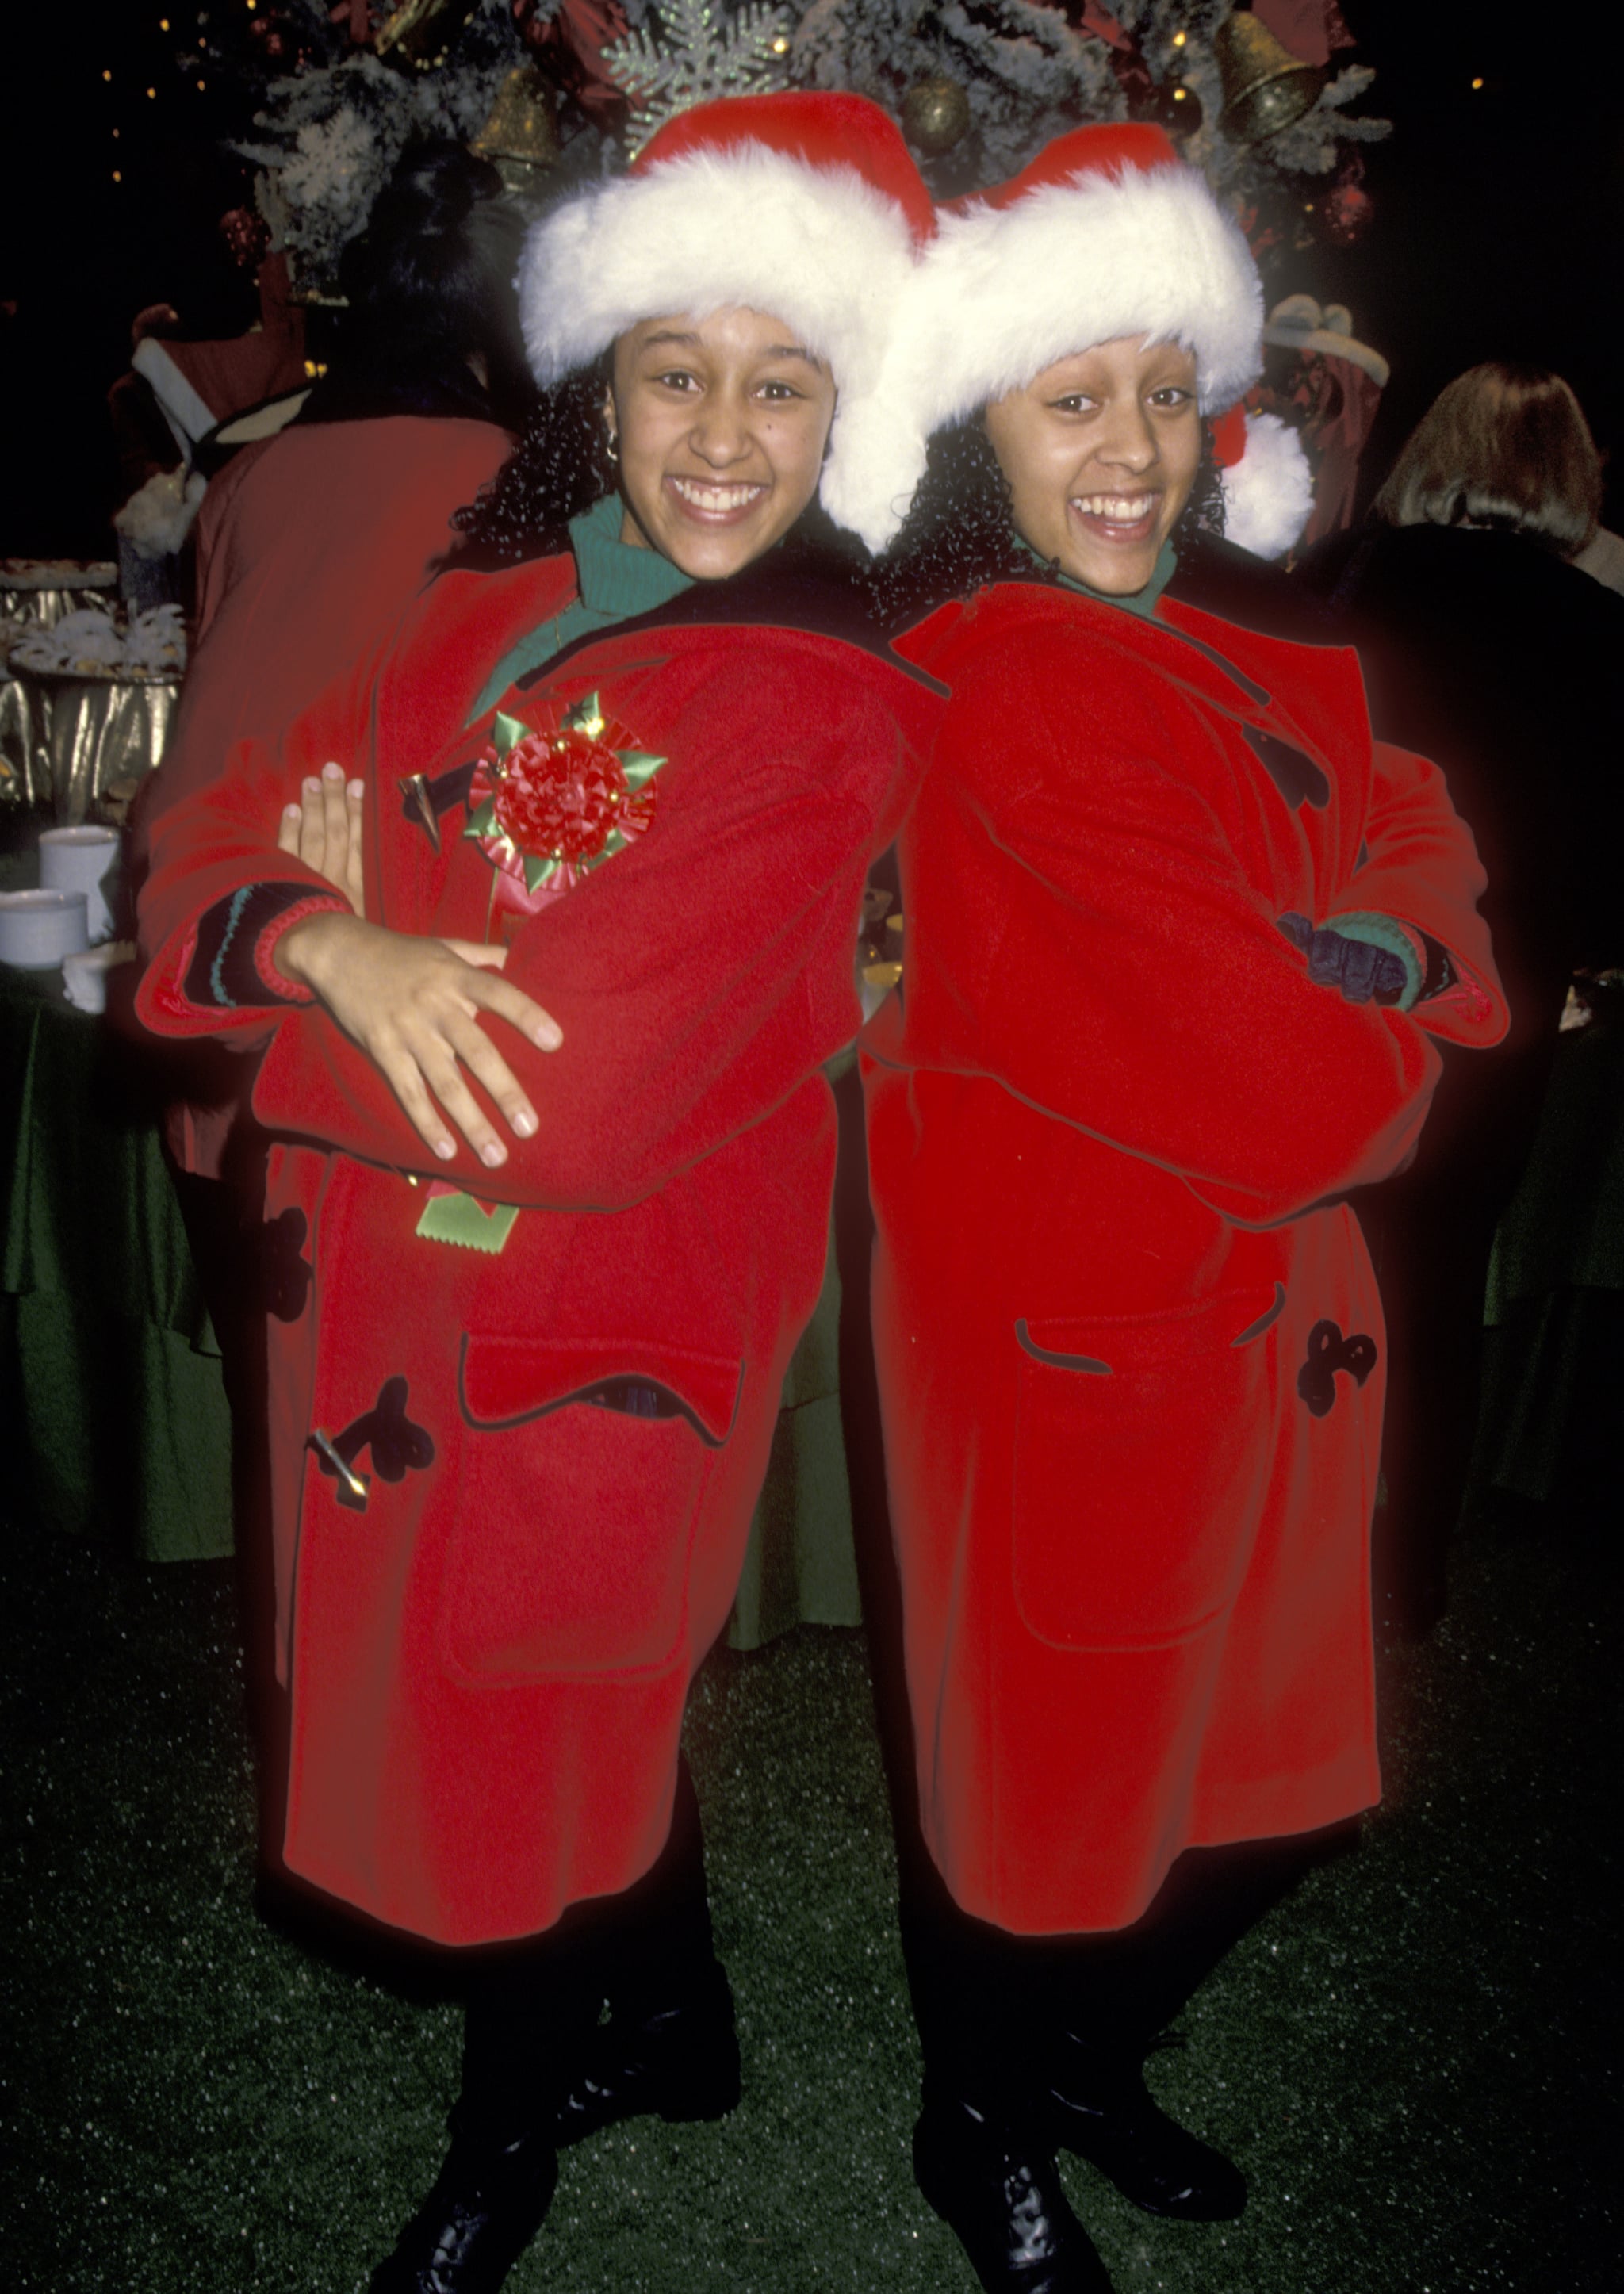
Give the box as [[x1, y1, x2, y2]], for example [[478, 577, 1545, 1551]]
[[368, 2119, 558, 2294], [913, 2091, 1115, 2294], [553, 1956, 741, 2147], [1040, 2033, 1245, 2221]]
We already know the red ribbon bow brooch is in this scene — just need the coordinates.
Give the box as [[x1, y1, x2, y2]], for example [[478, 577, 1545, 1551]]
[[465, 690, 665, 925]]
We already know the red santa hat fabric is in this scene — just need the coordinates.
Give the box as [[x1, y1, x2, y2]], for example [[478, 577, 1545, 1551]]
[[850, 121, 1312, 560], [516, 91, 935, 550]]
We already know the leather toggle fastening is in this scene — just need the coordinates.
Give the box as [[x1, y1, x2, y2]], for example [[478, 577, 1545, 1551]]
[[256, 1206, 312, 1323], [1243, 722, 1330, 810], [400, 762, 477, 849], [310, 1375, 435, 1512], [1297, 1319, 1377, 1417]]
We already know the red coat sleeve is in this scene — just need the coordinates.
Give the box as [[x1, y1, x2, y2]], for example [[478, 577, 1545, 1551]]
[[1331, 738, 1507, 1046], [135, 558, 576, 1040], [887, 618, 1446, 1228], [135, 633, 393, 1040], [249, 632, 937, 1210]]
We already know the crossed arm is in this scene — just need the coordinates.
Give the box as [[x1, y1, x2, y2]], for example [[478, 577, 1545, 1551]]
[[272, 764, 560, 1170]]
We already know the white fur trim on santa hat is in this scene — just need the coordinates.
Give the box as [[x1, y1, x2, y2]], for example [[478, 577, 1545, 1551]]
[[519, 145, 920, 396], [517, 144, 923, 545], [819, 391, 933, 557], [1219, 412, 1315, 561], [911, 165, 1262, 437], [843, 159, 1270, 552]]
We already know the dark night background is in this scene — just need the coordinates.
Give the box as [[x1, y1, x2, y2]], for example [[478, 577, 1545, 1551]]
[[2, 2, 1618, 557], [2, 12, 1618, 2291]]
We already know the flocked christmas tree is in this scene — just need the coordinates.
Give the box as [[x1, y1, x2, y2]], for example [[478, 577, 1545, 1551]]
[[790, 1, 1387, 207], [605, 0, 795, 154], [206, 1, 1389, 299]]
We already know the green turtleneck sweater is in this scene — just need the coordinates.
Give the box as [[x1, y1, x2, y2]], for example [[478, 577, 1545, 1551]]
[[1014, 531, 1177, 621], [468, 492, 694, 722]]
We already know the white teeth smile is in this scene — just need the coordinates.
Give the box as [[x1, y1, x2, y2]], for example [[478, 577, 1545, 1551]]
[[1072, 495, 1158, 522], [669, 477, 766, 511]]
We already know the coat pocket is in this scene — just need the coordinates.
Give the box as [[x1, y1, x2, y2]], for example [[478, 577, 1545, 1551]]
[[1011, 1285, 1282, 1652], [442, 1335, 743, 1683]]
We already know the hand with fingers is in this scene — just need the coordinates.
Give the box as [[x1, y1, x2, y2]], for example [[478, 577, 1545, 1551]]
[[273, 911, 563, 1170], [278, 760, 367, 916]]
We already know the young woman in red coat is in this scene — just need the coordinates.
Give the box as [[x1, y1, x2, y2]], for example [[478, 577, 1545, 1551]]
[[852, 126, 1509, 2294], [136, 94, 939, 2294]]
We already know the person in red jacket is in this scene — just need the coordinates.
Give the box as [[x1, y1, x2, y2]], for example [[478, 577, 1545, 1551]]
[[852, 126, 1509, 2294], [136, 94, 939, 2294], [135, 140, 528, 1193]]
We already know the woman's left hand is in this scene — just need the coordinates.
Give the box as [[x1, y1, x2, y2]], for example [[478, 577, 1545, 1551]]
[[278, 759, 366, 917]]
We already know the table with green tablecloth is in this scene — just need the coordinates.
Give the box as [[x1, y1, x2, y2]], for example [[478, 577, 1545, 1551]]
[[1, 962, 233, 1559]]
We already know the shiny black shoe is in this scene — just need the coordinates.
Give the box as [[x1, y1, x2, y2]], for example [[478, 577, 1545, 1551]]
[[368, 2122, 558, 2294], [1041, 2035, 1246, 2221], [914, 2093, 1115, 2294], [553, 1959, 741, 2147]]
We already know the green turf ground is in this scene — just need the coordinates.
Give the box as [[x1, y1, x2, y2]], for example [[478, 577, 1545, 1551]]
[[2, 1506, 1614, 2292]]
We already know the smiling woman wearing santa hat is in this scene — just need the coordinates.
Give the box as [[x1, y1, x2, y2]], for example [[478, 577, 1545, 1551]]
[[852, 124, 1511, 2294], [135, 92, 939, 2294]]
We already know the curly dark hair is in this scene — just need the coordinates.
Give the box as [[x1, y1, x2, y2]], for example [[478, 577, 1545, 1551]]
[[451, 361, 871, 578], [863, 416, 1227, 635], [451, 363, 616, 567]]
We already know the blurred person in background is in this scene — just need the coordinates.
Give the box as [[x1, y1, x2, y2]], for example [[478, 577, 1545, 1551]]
[[135, 137, 532, 1170], [174, 140, 532, 783], [1301, 362, 1624, 1635], [128, 140, 534, 1840]]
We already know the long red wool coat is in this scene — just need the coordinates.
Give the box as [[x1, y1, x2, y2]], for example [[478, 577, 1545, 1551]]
[[138, 556, 940, 1944], [864, 582, 1507, 1936]]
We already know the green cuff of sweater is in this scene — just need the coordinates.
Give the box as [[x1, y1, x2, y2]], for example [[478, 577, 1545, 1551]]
[[1325, 911, 1425, 1011]]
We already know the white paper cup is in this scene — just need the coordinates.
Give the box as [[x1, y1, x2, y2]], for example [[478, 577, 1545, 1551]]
[[0, 888, 90, 969], [62, 940, 135, 1015], [39, 825, 120, 944]]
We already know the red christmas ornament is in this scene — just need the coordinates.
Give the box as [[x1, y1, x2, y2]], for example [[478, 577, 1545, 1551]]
[[515, 0, 630, 127], [220, 207, 273, 270], [1323, 174, 1373, 246]]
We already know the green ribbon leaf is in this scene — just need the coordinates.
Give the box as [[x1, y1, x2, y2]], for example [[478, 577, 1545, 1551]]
[[562, 691, 605, 736], [414, 1193, 521, 1254]]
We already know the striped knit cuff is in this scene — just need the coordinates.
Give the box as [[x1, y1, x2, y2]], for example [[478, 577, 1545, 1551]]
[[183, 883, 349, 1011]]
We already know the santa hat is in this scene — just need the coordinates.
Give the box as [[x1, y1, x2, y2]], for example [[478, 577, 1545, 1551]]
[[845, 121, 1312, 560], [516, 92, 936, 549]]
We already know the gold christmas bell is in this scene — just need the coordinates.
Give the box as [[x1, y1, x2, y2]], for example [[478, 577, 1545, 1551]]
[[472, 67, 561, 179], [1215, 10, 1327, 144]]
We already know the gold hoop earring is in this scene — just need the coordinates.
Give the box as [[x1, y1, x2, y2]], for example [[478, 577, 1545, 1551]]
[[604, 429, 619, 465]]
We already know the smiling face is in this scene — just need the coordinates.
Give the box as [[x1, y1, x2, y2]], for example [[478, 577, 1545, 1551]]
[[982, 334, 1202, 595], [606, 306, 838, 579]]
